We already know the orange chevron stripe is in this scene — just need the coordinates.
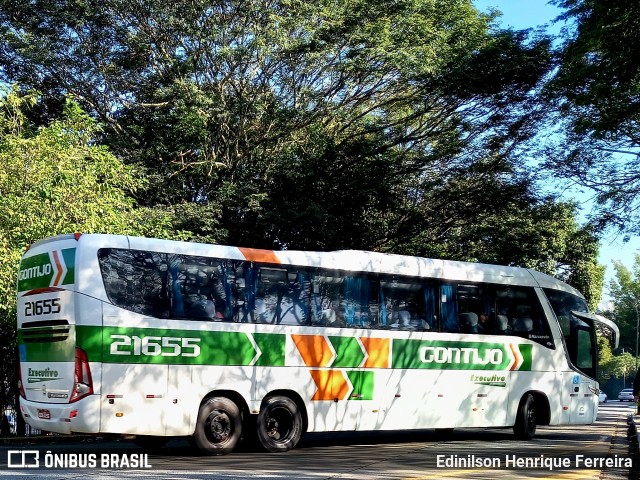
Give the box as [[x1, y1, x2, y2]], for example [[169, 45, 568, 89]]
[[238, 247, 281, 264], [509, 343, 520, 370], [310, 370, 351, 401], [361, 337, 390, 368], [51, 250, 64, 286], [292, 335, 334, 367]]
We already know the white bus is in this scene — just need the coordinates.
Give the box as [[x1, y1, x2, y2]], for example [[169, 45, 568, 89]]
[[17, 233, 618, 454]]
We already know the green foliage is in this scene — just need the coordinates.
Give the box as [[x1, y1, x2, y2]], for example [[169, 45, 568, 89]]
[[0, 88, 177, 246], [0, 86, 184, 306], [0, 0, 555, 239], [607, 255, 640, 354], [596, 334, 636, 390], [0, 88, 186, 429], [597, 335, 613, 369], [597, 345, 637, 397], [545, 0, 640, 235], [0, 0, 602, 304], [606, 352, 636, 381]]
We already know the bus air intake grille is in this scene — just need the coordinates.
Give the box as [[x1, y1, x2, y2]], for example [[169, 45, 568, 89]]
[[20, 320, 70, 343]]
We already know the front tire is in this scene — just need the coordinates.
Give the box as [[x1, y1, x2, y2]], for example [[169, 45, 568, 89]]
[[193, 397, 242, 455], [513, 393, 537, 440], [257, 396, 303, 452]]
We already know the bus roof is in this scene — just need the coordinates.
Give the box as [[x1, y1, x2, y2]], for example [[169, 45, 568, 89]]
[[26, 233, 585, 299]]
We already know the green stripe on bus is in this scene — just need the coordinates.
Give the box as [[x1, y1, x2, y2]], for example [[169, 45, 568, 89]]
[[346, 370, 374, 400], [519, 344, 533, 371], [329, 336, 365, 368], [76, 326, 276, 366], [253, 333, 285, 367], [48, 326, 532, 371], [61, 248, 76, 285], [17, 248, 75, 291], [75, 325, 103, 360]]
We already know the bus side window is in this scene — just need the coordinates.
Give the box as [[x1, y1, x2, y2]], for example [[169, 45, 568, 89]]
[[254, 267, 286, 324], [440, 283, 459, 332], [423, 283, 437, 331], [495, 286, 555, 348], [279, 270, 310, 326], [493, 287, 512, 335], [171, 256, 236, 322], [457, 283, 490, 334], [310, 271, 341, 327], [168, 256, 185, 318], [98, 249, 172, 319], [379, 277, 429, 331], [341, 275, 374, 328], [239, 263, 258, 323], [250, 267, 310, 326]]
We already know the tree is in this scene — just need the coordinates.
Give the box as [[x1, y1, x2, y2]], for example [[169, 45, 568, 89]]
[[0, 87, 181, 432], [608, 256, 640, 355], [0, 0, 603, 305], [545, 0, 640, 235], [607, 351, 636, 389], [0, 0, 556, 245]]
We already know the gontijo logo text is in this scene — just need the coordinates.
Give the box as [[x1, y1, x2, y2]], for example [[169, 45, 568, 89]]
[[18, 249, 76, 292], [419, 345, 503, 366]]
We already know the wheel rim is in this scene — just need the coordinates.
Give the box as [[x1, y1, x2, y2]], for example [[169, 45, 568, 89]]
[[265, 406, 294, 442], [205, 409, 232, 444]]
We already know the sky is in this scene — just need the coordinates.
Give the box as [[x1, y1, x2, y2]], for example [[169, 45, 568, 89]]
[[472, 0, 640, 305]]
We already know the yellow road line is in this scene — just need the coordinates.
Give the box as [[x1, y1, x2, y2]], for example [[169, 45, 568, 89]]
[[405, 469, 598, 480], [542, 471, 599, 479]]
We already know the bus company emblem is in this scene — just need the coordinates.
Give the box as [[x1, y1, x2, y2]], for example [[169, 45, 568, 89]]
[[18, 263, 52, 281], [418, 345, 504, 366], [18, 249, 75, 292], [392, 339, 532, 371]]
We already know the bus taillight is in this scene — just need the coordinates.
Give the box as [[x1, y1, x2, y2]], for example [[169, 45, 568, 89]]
[[18, 358, 25, 399], [70, 347, 93, 403]]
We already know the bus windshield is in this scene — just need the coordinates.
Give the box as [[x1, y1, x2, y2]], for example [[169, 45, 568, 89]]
[[542, 288, 596, 379]]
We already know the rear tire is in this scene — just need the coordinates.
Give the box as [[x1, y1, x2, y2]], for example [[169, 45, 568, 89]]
[[513, 393, 537, 440], [193, 397, 242, 455], [257, 396, 303, 452]]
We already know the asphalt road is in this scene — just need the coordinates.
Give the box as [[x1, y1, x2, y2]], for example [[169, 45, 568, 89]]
[[0, 401, 636, 479]]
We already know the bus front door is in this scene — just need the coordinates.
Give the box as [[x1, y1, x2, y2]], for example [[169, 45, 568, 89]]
[[565, 372, 595, 424]]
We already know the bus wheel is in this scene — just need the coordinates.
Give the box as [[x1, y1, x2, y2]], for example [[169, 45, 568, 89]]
[[193, 396, 242, 455], [513, 393, 537, 440], [257, 396, 302, 452]]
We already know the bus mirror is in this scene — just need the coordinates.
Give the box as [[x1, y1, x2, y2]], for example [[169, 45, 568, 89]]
[[571, 310, 619, 349]]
